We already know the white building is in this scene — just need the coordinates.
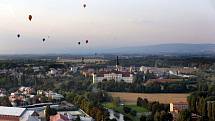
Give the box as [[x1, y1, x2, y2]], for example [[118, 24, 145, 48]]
[[70, 67, 78, 73], [170, 102, 188, 113], [92, 71, 134, 83], [32, 67, 40, 72], [0, 106, 40, 121], [45, 91, 64, 100], [48, 68, 57, 75]]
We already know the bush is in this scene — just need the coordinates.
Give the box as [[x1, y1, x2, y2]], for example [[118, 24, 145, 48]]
[[130, 110, 137, 116], [123, 106, 131, 114], [140, 115, 147, 121], [124, 115, 132, 121]]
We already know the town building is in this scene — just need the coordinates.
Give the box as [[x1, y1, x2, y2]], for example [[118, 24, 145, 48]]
[[170, 102, 189, 113], [71, 67, 78, 73], [170, 102, 191, 121], [45, 91, 64, 100], [50, 113, 70, 121], [0, 88, 6, 97], [92, 56, 134, 83], [0, 106, 40, 121], [81, 68, 95, 77], [92, 71, 134, 83]]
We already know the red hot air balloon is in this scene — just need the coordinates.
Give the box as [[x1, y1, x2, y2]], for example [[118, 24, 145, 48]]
[[28, 15, 32, 21]]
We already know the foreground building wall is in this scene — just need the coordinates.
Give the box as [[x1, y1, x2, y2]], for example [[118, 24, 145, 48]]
[[0, 115, 19, 121]]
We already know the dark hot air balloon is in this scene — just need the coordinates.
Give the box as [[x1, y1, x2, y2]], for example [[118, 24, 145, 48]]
[[86, 40, 88, 44], [83, 4, 86, 8], [43, 38, 46, 42], [17, 34, 20, 38], [28, 15, 32, 21], [78, 42, 81, 45]]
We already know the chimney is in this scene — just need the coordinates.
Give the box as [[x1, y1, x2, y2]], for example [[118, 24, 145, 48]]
[[116, 56, 119, 71]]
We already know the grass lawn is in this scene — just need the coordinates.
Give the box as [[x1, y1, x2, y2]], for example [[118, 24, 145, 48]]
[[126, 105, 148, 112], [104, 103, 148, 113], [103, 103, 149, 121]]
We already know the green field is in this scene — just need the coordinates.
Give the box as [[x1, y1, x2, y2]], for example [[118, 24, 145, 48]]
[[104, 103, 148, 112], [103, 103, 149, 121]]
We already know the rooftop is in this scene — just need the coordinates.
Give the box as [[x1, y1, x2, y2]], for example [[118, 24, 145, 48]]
[[94, 71, 133, 77], [0, 106, 26, 117], [171, 102, 188, 105]]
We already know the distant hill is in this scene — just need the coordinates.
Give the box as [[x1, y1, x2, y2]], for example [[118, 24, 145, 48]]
[[106, 43, 215, 55]]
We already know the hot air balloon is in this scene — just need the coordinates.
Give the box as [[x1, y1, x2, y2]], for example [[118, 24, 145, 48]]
[[83, 4, 86, 8], [78, 42, 81, 45], [86, 40, 88, 44], [43, 38, 46, 42], [28, 15, 32, 21], [17, 34, 20, 38]]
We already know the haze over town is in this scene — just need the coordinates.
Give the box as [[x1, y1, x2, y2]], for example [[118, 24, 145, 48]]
[[0, 0, 215, 54], [1, 1, 215, 121]]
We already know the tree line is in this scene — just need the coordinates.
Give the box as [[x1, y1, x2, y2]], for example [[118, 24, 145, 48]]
[[97, 80, 194, 93], [137, 97, 173, 121], [177, 82, 215, 121], [65, 91, 112, 121]]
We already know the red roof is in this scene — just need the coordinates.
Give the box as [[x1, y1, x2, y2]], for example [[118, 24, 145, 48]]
[[173, 102, 188, 105], [50, 114, 70, 121]]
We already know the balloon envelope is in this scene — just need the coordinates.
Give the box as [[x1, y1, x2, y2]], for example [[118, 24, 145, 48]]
[[28, 15, 32, 21], [83, 4, 86, 8]]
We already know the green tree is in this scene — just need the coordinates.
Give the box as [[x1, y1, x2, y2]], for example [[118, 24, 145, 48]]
[[154, 111, 160, 121], [130, 110, 137, 116], [123, 106, 131, 114], [140, 115, 147, 121], [112, 97, 120, 107], [212, 103, 215, 121], [137, 97, 144, 106], [124, 115, 132, 121], [45, 105, 57, 121], [176, 109, 191, 121], [0, 96, 12, 106], [65, 92, 76, 102], [187, 95, 197, 112], [159, 111, 173, 121]]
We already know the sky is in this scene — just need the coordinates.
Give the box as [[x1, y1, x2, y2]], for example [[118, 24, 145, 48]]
[[0, 0, 215, 54]]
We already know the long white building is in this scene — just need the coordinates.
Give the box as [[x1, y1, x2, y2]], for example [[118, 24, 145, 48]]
[[92, 71, 134, 83], [0, 106, 40, 121]]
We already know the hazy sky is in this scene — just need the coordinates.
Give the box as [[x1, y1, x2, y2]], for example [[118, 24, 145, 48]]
[[0, 0, 215, 54]]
